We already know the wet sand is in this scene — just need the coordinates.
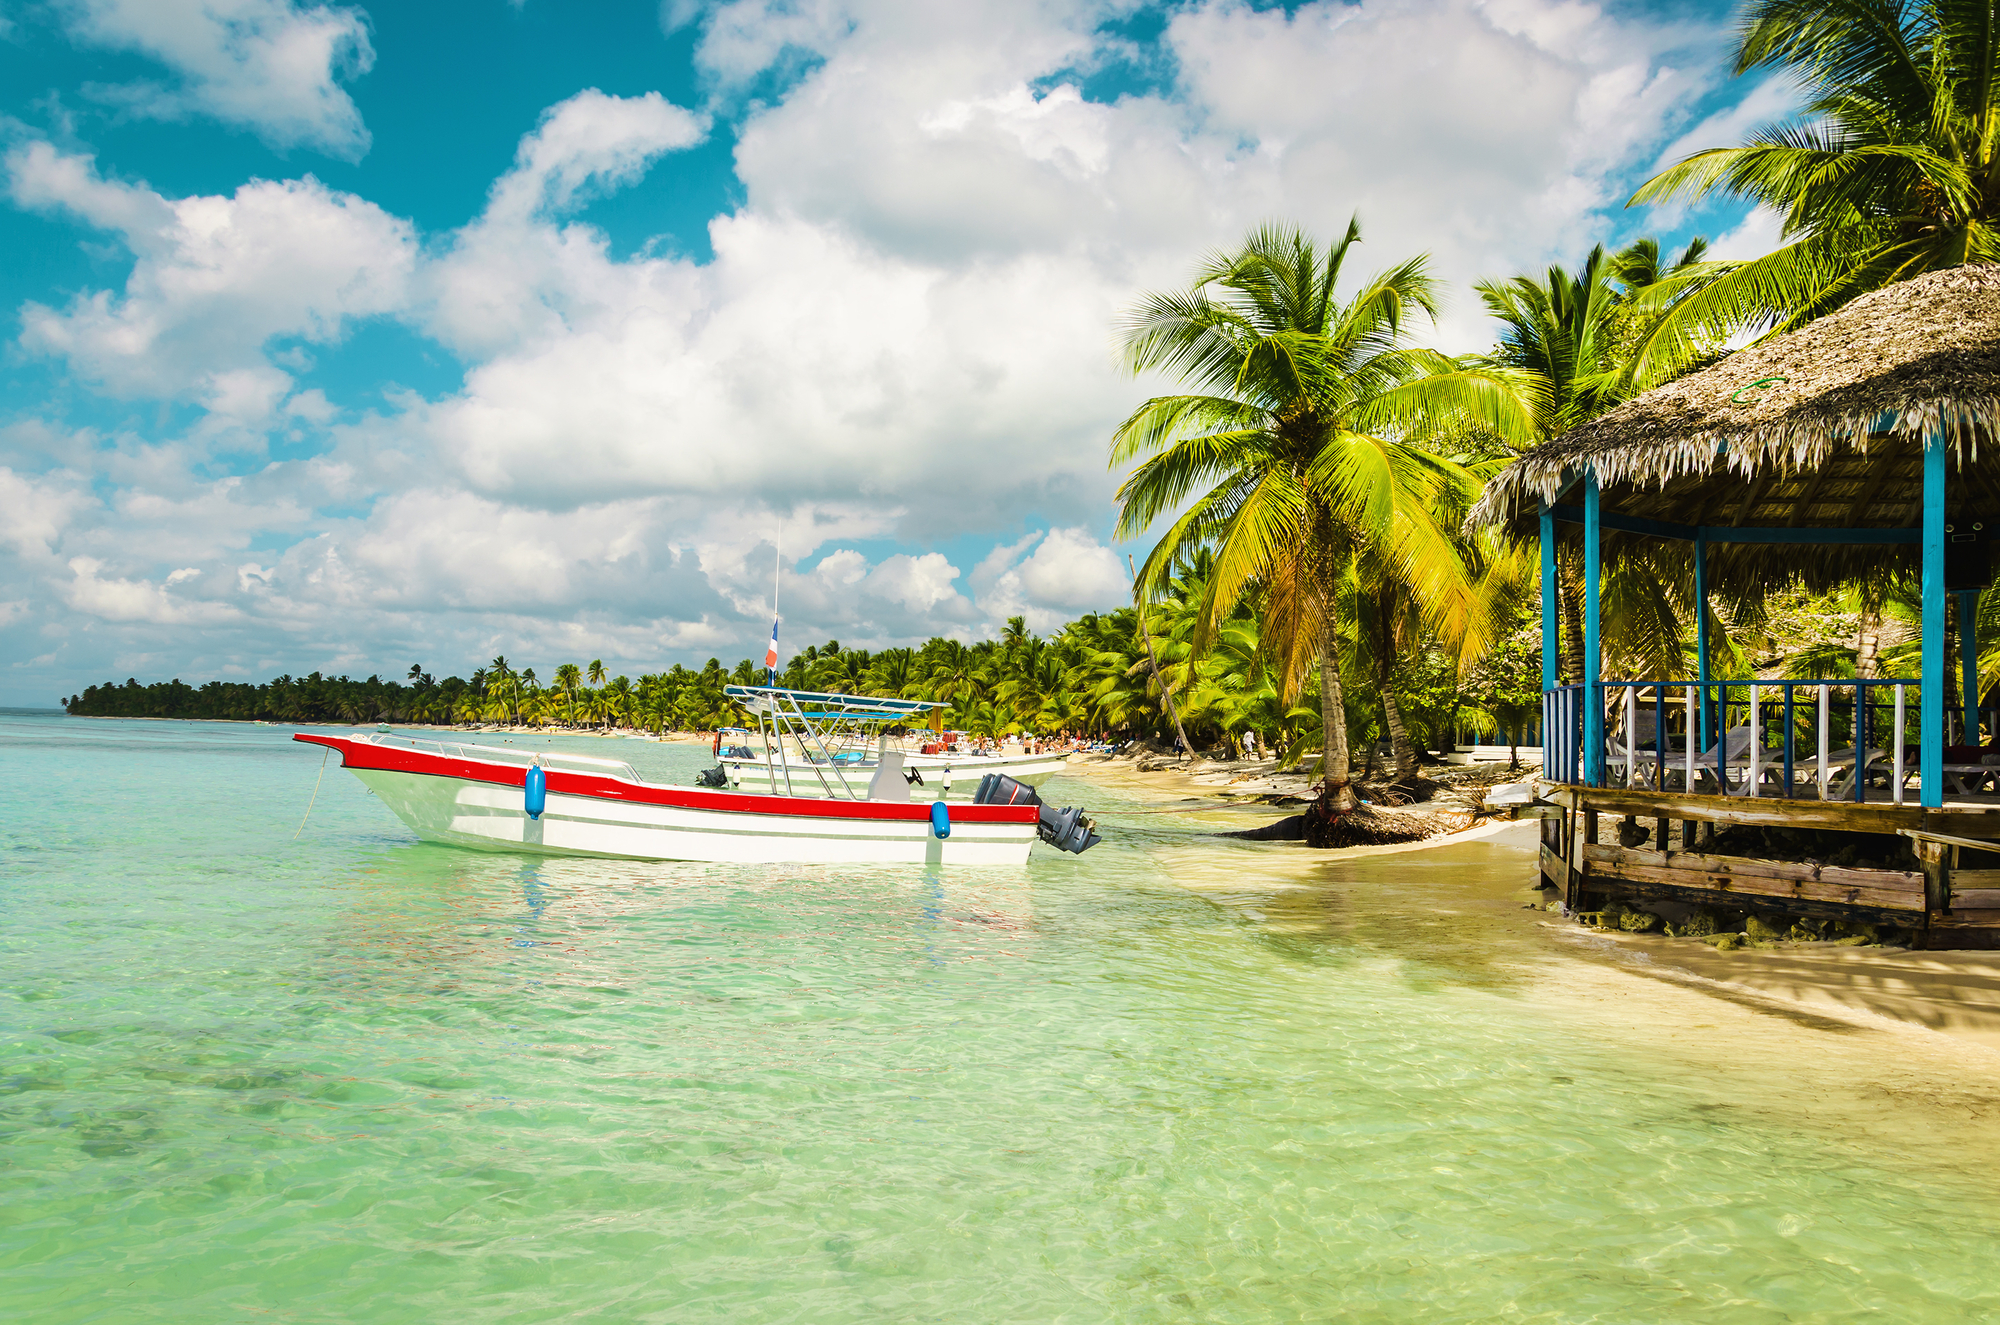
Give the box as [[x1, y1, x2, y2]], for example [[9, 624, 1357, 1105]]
[[1080, 753, 2000, 1070], [1129, 818, 2000, 1165]]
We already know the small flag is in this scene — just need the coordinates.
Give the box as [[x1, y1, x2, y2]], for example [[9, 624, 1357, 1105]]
[[764, 617, 780, 671]]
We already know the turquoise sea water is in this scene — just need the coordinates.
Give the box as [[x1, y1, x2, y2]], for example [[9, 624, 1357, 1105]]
[[6, 710, 2000, 1322]]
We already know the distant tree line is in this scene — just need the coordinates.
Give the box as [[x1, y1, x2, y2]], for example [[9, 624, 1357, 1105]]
[[60, 562, 1544, 775]]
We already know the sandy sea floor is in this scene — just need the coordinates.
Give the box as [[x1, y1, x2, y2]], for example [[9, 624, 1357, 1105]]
[[1075, 757, 2000, 1127]]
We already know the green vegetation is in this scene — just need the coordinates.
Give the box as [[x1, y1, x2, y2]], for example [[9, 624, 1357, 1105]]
[[1633, 0, 2000, 338], [1112, 219, 1532, 799], [60, 578, 1528, 769]]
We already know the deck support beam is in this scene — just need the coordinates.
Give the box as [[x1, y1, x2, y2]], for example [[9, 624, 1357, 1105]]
[[1923, 438, 1947, 808]]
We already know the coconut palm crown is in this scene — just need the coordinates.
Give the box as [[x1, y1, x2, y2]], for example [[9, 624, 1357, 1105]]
[[1109, 219, 1535, 814], [1631, 0, 2000, 335]]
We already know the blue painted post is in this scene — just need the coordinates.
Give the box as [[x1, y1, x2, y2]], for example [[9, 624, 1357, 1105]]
[[1961, 590, 1980, 744], [1694, 529, 1710, 748], [1583, 475, 1603, 786], [1922, 439, 1947, 807], [1541, 500, 1557, 774]]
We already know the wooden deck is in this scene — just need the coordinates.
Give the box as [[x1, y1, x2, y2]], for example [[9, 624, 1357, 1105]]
[[1534, 782, 2000, 948]]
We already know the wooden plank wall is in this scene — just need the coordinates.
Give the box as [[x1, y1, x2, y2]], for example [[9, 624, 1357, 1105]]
[[1535, 781, 2000, 946]]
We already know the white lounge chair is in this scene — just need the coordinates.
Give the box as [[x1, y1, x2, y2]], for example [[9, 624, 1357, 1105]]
[[1606, 704, 1665, 788], [1684, 725, 1761, 796]]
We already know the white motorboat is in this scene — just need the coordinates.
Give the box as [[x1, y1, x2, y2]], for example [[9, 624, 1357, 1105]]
[[293, 687, 1100, 865]]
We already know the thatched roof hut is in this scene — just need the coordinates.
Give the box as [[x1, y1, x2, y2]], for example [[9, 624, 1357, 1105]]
[[1473, 264, 2000, 589]]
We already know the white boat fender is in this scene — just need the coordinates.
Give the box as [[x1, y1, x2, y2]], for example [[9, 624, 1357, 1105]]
[[930, 801, 950, 839], [524, 763, 547, 820]]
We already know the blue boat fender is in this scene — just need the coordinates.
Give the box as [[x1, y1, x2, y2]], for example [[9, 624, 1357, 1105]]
[[524, 763, 547, 820], [929, 800, 950, 840]]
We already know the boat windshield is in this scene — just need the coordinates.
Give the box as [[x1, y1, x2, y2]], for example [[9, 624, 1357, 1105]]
[[722, 685, 943, 799]]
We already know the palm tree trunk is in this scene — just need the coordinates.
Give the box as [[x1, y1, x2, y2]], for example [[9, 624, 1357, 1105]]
[[1383, 689, 1417, 781], [1560, 556, 1585, 686], [1376, 600, 1417, 780], [1854, 585, 1882, 679], [1318, 624, 1355, 812]]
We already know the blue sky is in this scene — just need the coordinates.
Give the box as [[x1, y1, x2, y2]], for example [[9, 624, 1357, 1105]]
[[0, 0, 1777, 704]]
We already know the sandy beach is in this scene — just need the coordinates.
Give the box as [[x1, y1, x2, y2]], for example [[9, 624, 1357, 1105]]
[[1066, 752, 2000, 1061]]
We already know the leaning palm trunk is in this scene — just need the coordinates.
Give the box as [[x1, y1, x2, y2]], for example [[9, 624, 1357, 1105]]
[[1383, 688, 1417, 782], [1375, 605, 1418, 780], [1854, 587, 1882, 680], [1561, 557, 1585, 686], [1317, 627, 1353, 810]]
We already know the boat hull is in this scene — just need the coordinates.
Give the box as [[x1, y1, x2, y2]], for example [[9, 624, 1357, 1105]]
[[298, 734, 1040, 865]]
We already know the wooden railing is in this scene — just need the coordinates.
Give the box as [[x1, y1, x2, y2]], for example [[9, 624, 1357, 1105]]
[[1541, 679, 1988, 803]]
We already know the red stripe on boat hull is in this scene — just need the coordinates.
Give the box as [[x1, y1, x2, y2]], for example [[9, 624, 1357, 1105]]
[[290, 733, 1039, 824]]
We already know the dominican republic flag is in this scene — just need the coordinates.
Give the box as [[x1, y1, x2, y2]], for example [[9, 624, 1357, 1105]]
[[764, 617, 780, 670]]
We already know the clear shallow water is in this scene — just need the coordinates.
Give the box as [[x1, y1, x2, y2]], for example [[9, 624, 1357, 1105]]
[[6, 711, 2000, 1321]]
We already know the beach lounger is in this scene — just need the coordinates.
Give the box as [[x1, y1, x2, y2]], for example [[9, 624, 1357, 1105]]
[[1606, 703, 1667, 788], [1686, 725, 1760, 795]]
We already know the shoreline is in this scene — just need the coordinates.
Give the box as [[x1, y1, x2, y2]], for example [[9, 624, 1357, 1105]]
[[51, 712, 2000, 1056], [1078, 759, 2000, 1056]]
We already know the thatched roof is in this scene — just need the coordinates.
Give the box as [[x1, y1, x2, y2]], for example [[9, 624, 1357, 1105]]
[[1473, 263, 2000, 540]]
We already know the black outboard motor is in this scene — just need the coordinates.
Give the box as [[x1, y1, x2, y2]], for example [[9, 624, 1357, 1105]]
[[695, 765, 729, 788], [973, 773, 1039, 806], [973, 774, 1102, 854]]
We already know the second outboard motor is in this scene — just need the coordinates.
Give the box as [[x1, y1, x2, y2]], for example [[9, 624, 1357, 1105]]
[[973, 773, 1041, 807], [972, 773, 1101, 854], [695, 765, 728, 788], [1036, 803, 1101, 855]]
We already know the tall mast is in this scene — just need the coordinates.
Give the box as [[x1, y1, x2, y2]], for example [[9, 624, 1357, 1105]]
[[768, 519, 783, 685]]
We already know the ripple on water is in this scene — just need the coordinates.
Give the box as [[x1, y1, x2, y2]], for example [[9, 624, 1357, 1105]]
[[4, 711, 2000, 1322]]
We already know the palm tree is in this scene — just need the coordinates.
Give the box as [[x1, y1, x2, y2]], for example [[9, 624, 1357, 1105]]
[[921, 640, 986, 707], [588, 659, 606, 687], [553, 663, 581, 726], [1111, 219, 1534, 826], [1474, 238, 1727, 684], [604, 675, 634, 731], [1631, 0, 2000, 335]]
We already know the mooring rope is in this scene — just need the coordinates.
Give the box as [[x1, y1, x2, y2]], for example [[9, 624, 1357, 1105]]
[[1094, 800, 1285, 815], [292, 748, 330, 841]]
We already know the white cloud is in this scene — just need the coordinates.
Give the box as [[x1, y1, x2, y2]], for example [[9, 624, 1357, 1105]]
[[0, 467, 91, 560], [8, 141, 417, 398], [61, 0, 376, 159], [423, 89, 707, 358], [62, 556, 241, 624], [484, 89, 708, 223], [2, 0, 1779, 701], [1710, 203, 1785, 262], [418, 208, 1126, 523], [973, 527, 1127, 634], [687, 0, 857, 88]]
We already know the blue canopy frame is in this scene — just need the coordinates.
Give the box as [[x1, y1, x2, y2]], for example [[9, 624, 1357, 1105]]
[[1539, 428, 1973, 808]]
